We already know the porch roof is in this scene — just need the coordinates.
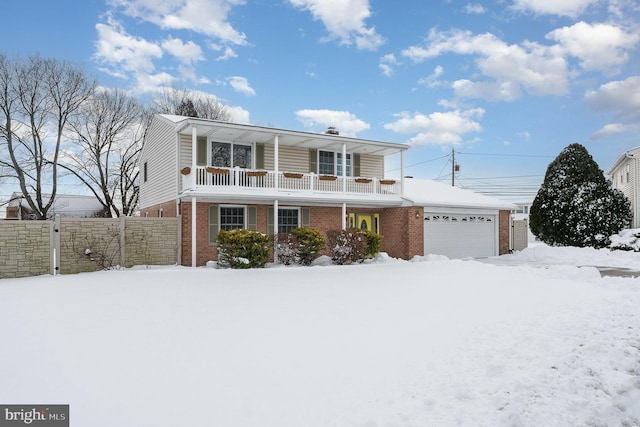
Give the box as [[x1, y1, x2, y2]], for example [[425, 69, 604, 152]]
[[161, 114, 409, 157]]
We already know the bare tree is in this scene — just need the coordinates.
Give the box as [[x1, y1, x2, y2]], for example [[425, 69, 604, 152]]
[[60, 88, 149, 217], [153, 86, 232, 121], [0, 53, 95, 219]]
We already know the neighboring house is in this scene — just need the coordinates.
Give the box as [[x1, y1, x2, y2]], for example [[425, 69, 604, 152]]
[[139, 114, 515, 265], [609, 147, 640, 228], [5, 192, 108, 220]]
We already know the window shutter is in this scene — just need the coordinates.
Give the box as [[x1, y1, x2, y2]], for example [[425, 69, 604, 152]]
[[267, 207, 275, 234], [309, 149, 317, 173], [247, 206, 257, 230], [301, 208, 310, 227], [353, 153, 361, 177], [255, 143, 264, 169], [197, 137, 207, 166], [208, 205, 219, 245]]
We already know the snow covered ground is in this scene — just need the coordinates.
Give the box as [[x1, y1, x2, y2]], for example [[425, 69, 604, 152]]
[[1, 246, 639, 426]]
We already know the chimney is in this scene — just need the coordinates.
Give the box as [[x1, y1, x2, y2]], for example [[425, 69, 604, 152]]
[[325, 126, 339, 135]]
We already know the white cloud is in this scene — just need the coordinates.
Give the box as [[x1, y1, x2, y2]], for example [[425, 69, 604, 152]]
[[288, 0, 384, 50], [418, 65, 446, 87], [295, 109, 370, 137], [134, 72, 176, 94], [591, 122, 639, 140], [585, 75, 640, 112], [379, 53, 398, 77], [226, 76, 256, 96], [217, 47, 238, 61], [384, 109, 484, 146], [585, 75, 640, 138], [464, 3, 487, 14], [107, 0, 247, 45], [94, 17, 163, 75], [511, 0, 599, 17], [402, 29, 568, 100], [161, 37, 204, 65], [546, 21, 639, 73]]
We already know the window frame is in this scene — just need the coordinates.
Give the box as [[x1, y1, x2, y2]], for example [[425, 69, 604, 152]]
[[318, 150, 351, 176], [210, 140, 254, 169], [277, 208, 300, 234], [219, 205, 247, 232]]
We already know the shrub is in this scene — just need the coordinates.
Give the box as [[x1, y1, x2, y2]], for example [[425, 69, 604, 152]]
[[274, 232, 298, 265], [326, 228, 368, 265], [358, 229, 382, 258], [217, 228, 270, 269], [290, 227, 325, 265], [530, 143, 631, 248]]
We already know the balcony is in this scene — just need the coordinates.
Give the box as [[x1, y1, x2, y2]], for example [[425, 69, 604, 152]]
[[182, 166, 401, 198]]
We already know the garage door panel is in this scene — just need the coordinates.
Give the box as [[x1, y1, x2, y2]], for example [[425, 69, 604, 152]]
[[424, 213, 496, 259]]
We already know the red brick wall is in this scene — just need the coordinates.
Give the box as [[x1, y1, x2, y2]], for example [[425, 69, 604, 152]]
[[499, 210, 510, 255], [380, 207, 424, 259], [141, 200, 178, 218]]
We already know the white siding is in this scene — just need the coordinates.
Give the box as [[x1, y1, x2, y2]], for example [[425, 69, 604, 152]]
[[139, 117, 179, 210]]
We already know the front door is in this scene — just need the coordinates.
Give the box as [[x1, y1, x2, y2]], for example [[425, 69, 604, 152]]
[[357, 214, 373, 231]]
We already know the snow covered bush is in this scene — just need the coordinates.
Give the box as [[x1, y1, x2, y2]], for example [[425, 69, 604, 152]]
[[530, 143, 631, 248], [275, 233, 298, 265], [609, 229, 640, 252], [290, 227, 325, 265], [326, 229, 367, 265], [217, 229, 270, 269]]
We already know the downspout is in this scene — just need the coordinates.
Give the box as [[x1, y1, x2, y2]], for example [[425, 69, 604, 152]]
[[400, 150, 405, 197], [191, 125, 198, 267]]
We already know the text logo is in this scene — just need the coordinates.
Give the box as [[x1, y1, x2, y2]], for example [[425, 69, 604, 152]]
[[0, 405, 68, 427]]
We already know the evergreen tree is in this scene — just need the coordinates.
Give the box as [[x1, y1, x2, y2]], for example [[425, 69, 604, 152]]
[[530, 143, 631, 248]]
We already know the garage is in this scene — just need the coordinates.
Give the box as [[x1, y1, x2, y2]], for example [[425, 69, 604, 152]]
[[402, 178, 516, 259], [424, 211, 498, 258]]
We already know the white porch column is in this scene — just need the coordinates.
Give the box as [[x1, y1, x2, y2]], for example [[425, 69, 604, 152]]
[[274, 135, 279, 191], [400, 150, 405, 197], [191, 197, 197, 267], [342, 203, 347, 230], [192, 126, 198, 188], [342, 142, 347, 193], [273, 199, 279, 263]]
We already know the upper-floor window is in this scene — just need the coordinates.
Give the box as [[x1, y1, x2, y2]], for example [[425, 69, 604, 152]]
[[211, 142, 252, 169], [318, 150, 351, 176]]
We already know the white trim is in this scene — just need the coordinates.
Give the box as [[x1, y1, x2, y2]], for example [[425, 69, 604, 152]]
[[218, 204, 249, 230], [191, 197, 196, 267]]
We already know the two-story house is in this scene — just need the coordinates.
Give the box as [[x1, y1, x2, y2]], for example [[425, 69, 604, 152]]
[[609, 147, 640, 228], [139, 114, 514, 265]]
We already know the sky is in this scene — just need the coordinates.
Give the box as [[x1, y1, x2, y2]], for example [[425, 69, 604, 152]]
[[1, 0, 639, 202]]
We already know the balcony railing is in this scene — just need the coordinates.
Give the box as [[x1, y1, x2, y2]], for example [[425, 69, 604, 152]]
[[184, 166, 400, 196]]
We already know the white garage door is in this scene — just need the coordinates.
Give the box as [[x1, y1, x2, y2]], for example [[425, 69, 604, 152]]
[[424, 212, 497, 259]]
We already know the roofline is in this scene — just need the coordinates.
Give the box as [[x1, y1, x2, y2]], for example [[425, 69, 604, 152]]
[[608, 146, 640, 175], [163, 114, 410, 152]]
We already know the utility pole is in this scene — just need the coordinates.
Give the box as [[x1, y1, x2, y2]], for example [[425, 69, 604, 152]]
[[451, 148, 455, 186]]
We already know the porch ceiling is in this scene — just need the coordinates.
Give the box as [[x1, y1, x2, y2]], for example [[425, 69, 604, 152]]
[[172, 115, 408, 157]]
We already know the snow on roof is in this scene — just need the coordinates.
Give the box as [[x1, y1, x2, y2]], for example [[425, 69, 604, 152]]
[[402, 178, 516, 210], [8, 192, 105, 218]]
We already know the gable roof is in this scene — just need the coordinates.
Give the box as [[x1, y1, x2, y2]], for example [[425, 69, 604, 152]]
[[402, 178, 516, 210], [156, 114, 409, 157]]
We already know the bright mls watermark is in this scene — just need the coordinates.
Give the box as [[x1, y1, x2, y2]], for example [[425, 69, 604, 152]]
[[0, 405, 68, 426]]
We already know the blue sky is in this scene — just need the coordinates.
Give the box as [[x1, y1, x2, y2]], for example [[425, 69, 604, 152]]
[[1, 0, 639, 201]]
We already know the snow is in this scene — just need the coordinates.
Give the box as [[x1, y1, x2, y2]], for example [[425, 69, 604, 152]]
[[1, 246, 639, 426], [402, 177, 516, 210]]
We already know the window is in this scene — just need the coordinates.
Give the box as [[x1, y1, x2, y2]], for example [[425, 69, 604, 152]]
[[158, 208, 163, 218], [211, 141, 252, 168], [143, 162, 148, 182], [627, 164, 630, 183], [319, 150, 351, 176], [220, 206, 245, 231], [278, 208, 299, 233], [319, 150, 334, 175], [337, 153, 351, 176]]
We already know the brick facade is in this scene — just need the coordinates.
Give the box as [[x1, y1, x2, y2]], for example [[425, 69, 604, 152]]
[[141, 200, 178, 218], [179, 200, 423, 266], [499, 210, 510, 255]]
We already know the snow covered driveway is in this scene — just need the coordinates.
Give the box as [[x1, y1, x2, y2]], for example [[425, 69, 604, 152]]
[[1, 251, 639, 426]]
